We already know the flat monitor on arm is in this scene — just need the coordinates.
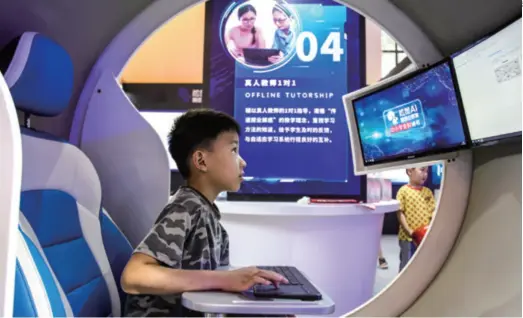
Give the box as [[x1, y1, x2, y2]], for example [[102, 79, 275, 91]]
[[344, 60, 470, 175], [451, 17, 522, 147]]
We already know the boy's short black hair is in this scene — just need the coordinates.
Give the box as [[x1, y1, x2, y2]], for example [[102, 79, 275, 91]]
[[168, 109, 241, 179]]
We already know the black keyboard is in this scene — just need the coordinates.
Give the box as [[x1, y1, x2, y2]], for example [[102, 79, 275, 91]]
[[252, 266, 323, 301]]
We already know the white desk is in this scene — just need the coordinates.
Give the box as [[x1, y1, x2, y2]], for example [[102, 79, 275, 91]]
[[216, 200, 399, 316], [182, 283, 335, 316]]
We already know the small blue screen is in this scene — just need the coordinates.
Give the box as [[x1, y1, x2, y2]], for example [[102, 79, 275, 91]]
[[353, 61, 468, 165]]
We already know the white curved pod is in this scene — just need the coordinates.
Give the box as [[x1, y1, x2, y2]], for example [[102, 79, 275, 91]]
[[351, 151, 473, 316], [79, 70, 170, 247], [69, 0, 463, 316], [0, 72, 22, 317], [404, 150, 521, 317]]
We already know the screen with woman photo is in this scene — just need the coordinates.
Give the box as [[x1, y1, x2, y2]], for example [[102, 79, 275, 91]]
[[204, 0, 365, 199], [222, 1, 300, 69]]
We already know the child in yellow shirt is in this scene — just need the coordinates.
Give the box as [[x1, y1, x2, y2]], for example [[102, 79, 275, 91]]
[[396, 167, 436, 272]]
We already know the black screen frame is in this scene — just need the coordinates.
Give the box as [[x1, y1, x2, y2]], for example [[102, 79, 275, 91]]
[[351, 58, 472, 167]]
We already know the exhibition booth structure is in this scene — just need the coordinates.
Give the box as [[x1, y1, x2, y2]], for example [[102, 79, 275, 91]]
[[0, 0, 520, 317]]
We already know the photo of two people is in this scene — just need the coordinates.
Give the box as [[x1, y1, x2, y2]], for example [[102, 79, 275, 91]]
[[223, 0, 299, 68]]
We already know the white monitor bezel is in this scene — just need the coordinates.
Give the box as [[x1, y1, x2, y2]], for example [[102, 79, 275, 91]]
[[343, 64, 464, 175]]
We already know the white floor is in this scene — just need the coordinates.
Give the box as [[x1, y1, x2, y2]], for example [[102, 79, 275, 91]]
[[299, 235, 401, 317], [296, 235, 400, 317], [374, 235, 401, 295]]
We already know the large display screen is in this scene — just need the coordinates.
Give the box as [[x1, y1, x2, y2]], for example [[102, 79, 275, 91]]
[[205, 0, 365, 199], [352, 61, 469, 166], [452, 18, 522, 146]]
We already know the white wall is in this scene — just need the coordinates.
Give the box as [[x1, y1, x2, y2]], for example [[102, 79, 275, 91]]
[[79, 72, 170, 247], [405, 144, 522, 317]]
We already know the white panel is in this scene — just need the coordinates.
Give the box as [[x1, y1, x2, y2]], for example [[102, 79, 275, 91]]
[[352, 151, 473, 316], [77, 203, 120, 316], [216, 200, 399, 216], [0, 72, 21, 318], [404, 152, 522, 316], [20, 134, 101, 215], [140, 111, 184, 171], [16, 230, 53, 317], [18, 214, 74, 317], [80, 71, 170, 247]]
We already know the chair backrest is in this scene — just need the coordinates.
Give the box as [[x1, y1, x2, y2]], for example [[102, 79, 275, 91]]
[[1, 32, 132, 317]]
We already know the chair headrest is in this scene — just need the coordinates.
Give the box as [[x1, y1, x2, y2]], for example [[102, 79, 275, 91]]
[[0, 32, 73, 117]]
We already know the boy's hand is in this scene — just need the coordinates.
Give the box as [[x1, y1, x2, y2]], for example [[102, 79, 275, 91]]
[[220, 266, 288, 292]]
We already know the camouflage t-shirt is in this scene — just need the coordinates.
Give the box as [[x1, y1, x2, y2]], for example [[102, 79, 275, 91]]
[[124, 186, 230, 317]]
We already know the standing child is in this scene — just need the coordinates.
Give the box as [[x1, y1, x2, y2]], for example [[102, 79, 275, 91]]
[[396, 167, 435, 272]]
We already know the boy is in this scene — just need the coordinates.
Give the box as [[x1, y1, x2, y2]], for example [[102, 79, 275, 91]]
[[396, 167, 435, 272], [121, 109, 287, 317]]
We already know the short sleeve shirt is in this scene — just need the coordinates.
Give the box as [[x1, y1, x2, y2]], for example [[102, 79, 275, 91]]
[[124, 186, 229, 317], [397, 185, 435, 241]]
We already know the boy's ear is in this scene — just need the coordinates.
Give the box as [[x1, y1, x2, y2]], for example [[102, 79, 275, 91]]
[[192, 150, 208, 172]]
